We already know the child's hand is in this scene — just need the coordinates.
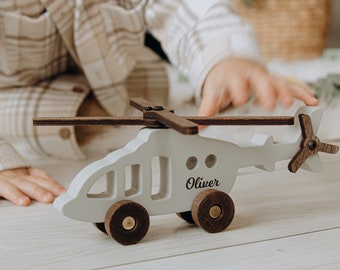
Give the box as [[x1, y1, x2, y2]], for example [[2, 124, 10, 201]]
[[0, 167, 66, 206], [199, 59, 319, 116]]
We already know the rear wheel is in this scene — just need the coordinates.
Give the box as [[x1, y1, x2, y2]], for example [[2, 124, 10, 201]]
[[192, 189, 235, 233], [104, 200, 150, 245]]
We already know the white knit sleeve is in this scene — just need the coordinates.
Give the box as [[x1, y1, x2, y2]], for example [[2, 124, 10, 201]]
[[145, 0, 263, 101]]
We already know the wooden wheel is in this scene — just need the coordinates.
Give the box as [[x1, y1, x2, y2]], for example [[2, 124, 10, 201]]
[[176, 211, 195, 224], [104, 200, 150, 245], [192, 189, 235, 233], [92, 222, 107, 234]]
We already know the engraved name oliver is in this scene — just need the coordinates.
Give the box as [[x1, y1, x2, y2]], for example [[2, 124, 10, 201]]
[[185, 177, 221, 190]]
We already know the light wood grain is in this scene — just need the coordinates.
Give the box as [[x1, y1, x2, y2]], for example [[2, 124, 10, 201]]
[[1, 155, 339, 270], [114, 228, 340, 270]]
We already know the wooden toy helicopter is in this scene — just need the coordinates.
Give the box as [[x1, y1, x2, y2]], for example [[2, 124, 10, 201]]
[[34, 98, 339, 245]]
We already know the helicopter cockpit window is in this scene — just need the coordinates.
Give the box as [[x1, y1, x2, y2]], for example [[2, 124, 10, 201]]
[[87, 171, 115, 198], [151, 156, 170, 200], [125, 164, 141, 197]]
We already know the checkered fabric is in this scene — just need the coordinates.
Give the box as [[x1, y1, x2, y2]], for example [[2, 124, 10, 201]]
[[0, 0, 261, 170]]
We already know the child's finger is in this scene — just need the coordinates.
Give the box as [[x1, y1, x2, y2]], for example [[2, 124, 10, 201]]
[[25, 174, 66, 197], [27, 167, 66, 196], [282, 77, 318, 105], [27, 167, 52, 178], [228, 77, 249, 107], [7, 176, 55, 204], [272, 77, 295, 107], [198, 90, 222, 116], [0, 179, 31, 206], [251, 75, 277, 110], [289, 84, 319, 106]]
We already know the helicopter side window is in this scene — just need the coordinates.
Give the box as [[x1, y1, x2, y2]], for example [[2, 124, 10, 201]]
[[186, 156, 198, 170], [87, 171, 115, 198], [205, 154, 217, 168], [125, 164, 141, 197], [151, 156, 170, 200]]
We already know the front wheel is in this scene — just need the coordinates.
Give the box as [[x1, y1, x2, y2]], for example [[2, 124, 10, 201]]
[[192, 189, 235, 233], [104, 200, 150, 245]]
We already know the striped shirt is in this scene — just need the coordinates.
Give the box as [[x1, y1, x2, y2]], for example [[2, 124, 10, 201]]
[[0, 0, 261, 171]]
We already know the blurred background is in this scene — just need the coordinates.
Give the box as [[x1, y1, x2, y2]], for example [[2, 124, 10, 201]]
[[233, 0, 339, 60], [327, 0, 340, 48]]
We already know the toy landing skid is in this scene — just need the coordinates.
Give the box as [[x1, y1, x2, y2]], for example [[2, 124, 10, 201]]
[[34, 98, 339, 245], [34, 97, 338, 173]]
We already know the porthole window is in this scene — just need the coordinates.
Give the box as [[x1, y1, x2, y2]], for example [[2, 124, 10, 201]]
[[186, 156, 198, 170], [205, 154, 217, 168]]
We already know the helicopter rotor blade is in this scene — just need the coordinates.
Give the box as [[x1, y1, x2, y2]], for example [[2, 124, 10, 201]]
[[130, 97, 198, 134], [129, 97, 152, 111], [35, 97, 295, 131], [186, 116, 294, 126], [33, 116, 163, 128], [147, 109, 198, 134], [33, 115, 296, 128]]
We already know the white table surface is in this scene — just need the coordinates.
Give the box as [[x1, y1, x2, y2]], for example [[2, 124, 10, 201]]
[[1, 59, 340, 270], [1, 155, 339, 270]]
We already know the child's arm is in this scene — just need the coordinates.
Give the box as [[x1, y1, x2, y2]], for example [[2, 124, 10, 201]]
[[198, 59, 319, 116], [0, 75, 90, 206], [145, 0, 318, 114]]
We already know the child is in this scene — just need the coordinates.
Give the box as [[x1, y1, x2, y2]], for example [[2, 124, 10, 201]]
[[0, 0, 318, 206]]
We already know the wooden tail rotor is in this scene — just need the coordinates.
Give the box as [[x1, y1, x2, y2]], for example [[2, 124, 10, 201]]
[[288, 114, 339, 173]]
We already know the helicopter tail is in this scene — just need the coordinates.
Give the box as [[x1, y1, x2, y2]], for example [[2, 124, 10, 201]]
[[252, 134, 276, 172], [286, 106, 339, 173]]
